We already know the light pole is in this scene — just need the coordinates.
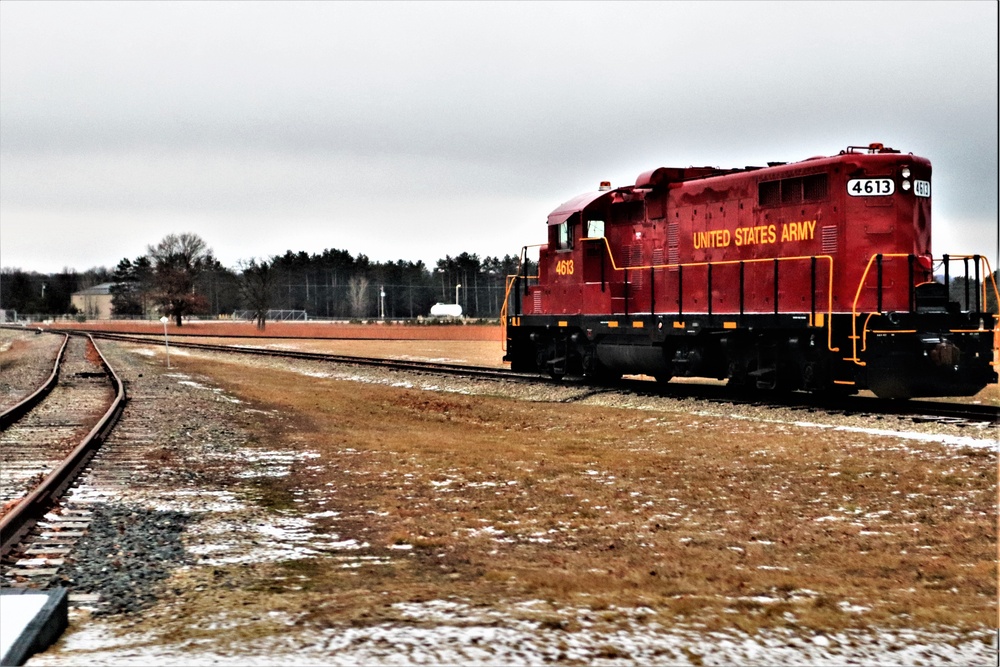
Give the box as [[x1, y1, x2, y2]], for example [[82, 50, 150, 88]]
[[455, 283, 461, 306], [159, 316, 171, 368]]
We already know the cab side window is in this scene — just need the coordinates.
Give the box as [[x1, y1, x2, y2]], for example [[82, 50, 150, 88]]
[[586, 220, 605, 238], [557, 221, 572, 250]]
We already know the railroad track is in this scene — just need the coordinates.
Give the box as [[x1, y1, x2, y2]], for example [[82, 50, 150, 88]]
[[48, 329, 543, 383], [0, 333, 69, 428], [0, 333, 126, 588], [608, 377, 1000, 427], [61, 328, 999, 427]]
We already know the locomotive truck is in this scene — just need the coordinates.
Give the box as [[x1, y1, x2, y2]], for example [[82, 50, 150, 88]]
[[502, 143, 998, 399]]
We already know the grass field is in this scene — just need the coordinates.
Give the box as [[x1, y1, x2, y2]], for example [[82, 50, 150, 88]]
[[135, 349, 996, 644]]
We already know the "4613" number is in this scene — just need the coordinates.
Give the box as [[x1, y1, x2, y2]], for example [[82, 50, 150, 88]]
[[847, 178, 895, 196]]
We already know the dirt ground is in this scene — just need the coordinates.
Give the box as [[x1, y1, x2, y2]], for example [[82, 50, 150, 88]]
[[129, 349, 999, 641], [14, 325, 997, 664]]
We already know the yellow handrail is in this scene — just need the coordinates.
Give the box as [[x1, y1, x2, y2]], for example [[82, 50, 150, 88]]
[[500, 244, 545, 352], [849, 254, 1000, 366], [941, 256, 1000, 365], [499, 274, 515, 352], [503, 236, 837, 352], [579, 237, 838, 351], [504, 240, 999, 371], [848, 253, 910, 365], [951, 255, 1000, 312]]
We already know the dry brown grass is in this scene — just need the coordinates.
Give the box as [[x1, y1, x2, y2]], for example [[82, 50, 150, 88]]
[[152, 351, 998, 639]]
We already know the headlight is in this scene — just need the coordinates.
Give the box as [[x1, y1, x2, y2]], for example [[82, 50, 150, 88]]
[[902, 180, 911, 191], [901, 167, 911, 178]]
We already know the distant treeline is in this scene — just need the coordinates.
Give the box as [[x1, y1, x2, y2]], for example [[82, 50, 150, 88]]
[[0, 235, 526, 321], [1, 234, 996, 321]]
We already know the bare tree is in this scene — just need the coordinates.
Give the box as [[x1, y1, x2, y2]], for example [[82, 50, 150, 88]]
[[148, 233, 212, 326], [237, 258, 275, 331], [347, 276, 370, 318]]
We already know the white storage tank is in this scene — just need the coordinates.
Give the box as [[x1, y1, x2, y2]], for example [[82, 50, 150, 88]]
[[430, 303, 463, 318]]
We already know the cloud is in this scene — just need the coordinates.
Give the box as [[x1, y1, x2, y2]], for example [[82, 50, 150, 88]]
[[1, 1, 996, 273]]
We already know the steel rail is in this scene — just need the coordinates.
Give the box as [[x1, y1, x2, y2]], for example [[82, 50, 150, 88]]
[[77, 328, 999, 426], [50, 329, 539, 382], [0, 334, 127, 559], [614, 377, 1000, 426], [868, 398, 1000, 426], [0, 333, 69, 430]]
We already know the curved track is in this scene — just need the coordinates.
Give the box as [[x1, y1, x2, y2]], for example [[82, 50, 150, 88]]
[[0, 333, 69, 429], [0, 334, 126, 565]]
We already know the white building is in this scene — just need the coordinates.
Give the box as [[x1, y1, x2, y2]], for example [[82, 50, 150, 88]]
[[70, 283, 115, 320]]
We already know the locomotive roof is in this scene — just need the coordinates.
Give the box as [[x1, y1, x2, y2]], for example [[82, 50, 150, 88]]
[[546, 165, 752, 226], [546, 191, 612, 226], [546, 144, 921, 225]]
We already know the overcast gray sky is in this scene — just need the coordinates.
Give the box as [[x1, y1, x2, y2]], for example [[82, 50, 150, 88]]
[[1, 1, 997, 274]]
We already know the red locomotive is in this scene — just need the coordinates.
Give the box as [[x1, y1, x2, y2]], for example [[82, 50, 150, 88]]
[[503, 143, 999, 399]]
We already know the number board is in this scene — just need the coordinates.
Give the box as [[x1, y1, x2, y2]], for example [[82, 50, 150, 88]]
[[914, 180, 931, 198], [847, 178, 895, 197]]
